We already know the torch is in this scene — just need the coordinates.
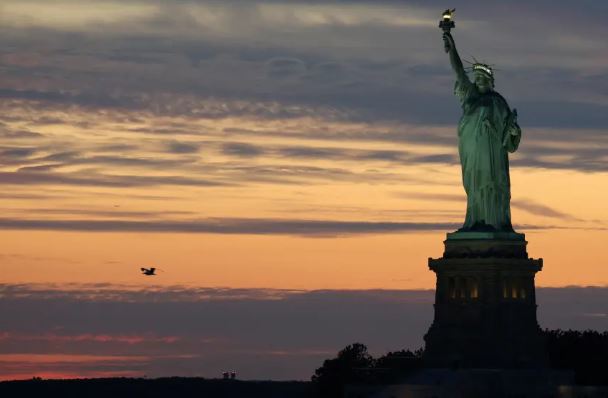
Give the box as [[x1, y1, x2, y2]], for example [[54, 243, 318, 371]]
[[439, 9, 455, 53]]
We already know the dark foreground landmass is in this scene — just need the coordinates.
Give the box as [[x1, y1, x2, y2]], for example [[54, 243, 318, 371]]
[[0, 377, 315, 398]]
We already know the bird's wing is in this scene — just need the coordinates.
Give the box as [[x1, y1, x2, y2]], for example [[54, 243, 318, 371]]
[[141, 268, 146, 272], [150, 267, 156, 272]]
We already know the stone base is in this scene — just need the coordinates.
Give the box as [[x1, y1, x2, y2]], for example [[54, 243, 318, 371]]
[[424, 238, 545, 368], [446, 231, 525, 240], [444, 232, 528, 258]]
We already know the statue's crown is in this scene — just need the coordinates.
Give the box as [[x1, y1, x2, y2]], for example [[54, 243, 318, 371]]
[[473, 63, 493, 77]]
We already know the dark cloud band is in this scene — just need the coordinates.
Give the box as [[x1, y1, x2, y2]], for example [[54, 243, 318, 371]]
[[0, 217, 460, 235]]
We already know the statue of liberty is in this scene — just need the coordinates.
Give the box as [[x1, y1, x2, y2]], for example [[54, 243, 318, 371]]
[[442, 29, 522, 233]]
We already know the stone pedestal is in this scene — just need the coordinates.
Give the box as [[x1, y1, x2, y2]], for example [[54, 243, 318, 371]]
[[423, 232, 547, 368]]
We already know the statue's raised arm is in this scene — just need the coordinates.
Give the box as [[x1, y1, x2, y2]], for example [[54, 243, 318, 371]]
[[443, 32, 468, 84]]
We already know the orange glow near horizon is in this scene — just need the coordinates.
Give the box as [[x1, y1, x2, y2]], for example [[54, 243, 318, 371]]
[[0, 371, 143, 382], [2, 224, 608, 290], [0, 354, 149, 381]]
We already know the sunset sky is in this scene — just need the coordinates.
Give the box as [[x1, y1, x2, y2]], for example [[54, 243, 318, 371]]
[[1, 0, 607, 381]]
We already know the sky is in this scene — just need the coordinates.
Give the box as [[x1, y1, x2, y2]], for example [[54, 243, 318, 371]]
[[1, 0, 607, 381]]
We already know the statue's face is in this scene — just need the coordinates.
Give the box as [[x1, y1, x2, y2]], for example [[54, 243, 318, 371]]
[[474, 72, 493, 93]]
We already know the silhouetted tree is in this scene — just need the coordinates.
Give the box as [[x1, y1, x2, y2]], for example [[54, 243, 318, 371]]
[[311, 344, 426, 396], [312, 329, 608, 394], [312, 343, 374, 398], [543, 329, 608, 385], [374, 349, 423, 383]]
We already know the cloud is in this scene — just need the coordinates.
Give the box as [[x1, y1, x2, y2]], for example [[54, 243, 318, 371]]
[[221, 142, 451, 166], [0, 1, 605, 133], [512, 199, 579, 221], [0, 217, 460, 236], [0, 88, 137, 110], [222, 125, 457, 148], [0, 147, 37, 160], [393, 192, 464, 202], [6, 208, 196, 219], [357, 149, 408, 162], [0, 2, 606, 173], [0, 171, 226, 188], [164, 140, 200, 154], [512, 151, 608, 172], [409, 153, 457, 164], [393, 192, 580, 221], [220, 124, 607, 175], [0, 192, 64, 200], [16, 164, 64, 173], [222, 142, 264, 157], [41, 155, 193, 169], [0, 283, 301, 303], [517, 100, 608, 130], [0, 128, 43, 139], [37, 151, 80, 162], [266, 57, 306, 78], [0, 332, 179, 345], [277, 146, 349, 160]]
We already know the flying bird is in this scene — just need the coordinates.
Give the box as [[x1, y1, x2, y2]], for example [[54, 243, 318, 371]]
[[140, 267, 157, 276]]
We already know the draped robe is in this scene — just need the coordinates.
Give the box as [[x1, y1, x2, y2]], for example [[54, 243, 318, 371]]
[[455, 76, 521, 232]]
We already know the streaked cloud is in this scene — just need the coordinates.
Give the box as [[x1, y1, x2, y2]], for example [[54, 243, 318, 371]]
[[4, 208, 196, 219], [393, 192, 580, 222], [164, 140, 200, 154], [0, 0, 605, 129], [512, 199, 580, 221], [0, 171, 227, 188], [0, 332, 179, 345], [222, 142, 264, 157], [0, 217, 461, 236]]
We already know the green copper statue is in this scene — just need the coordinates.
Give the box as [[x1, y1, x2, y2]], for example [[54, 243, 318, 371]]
[[442, 26, 521, 233]]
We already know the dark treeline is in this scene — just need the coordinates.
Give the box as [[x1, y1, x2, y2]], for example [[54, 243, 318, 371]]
[[543, 329, 608, 385], [312, 343, 423, 398], [312, 329, 608, 397]]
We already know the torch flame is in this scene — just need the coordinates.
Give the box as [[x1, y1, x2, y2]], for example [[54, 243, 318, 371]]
[[442, 9, 455, 20]]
